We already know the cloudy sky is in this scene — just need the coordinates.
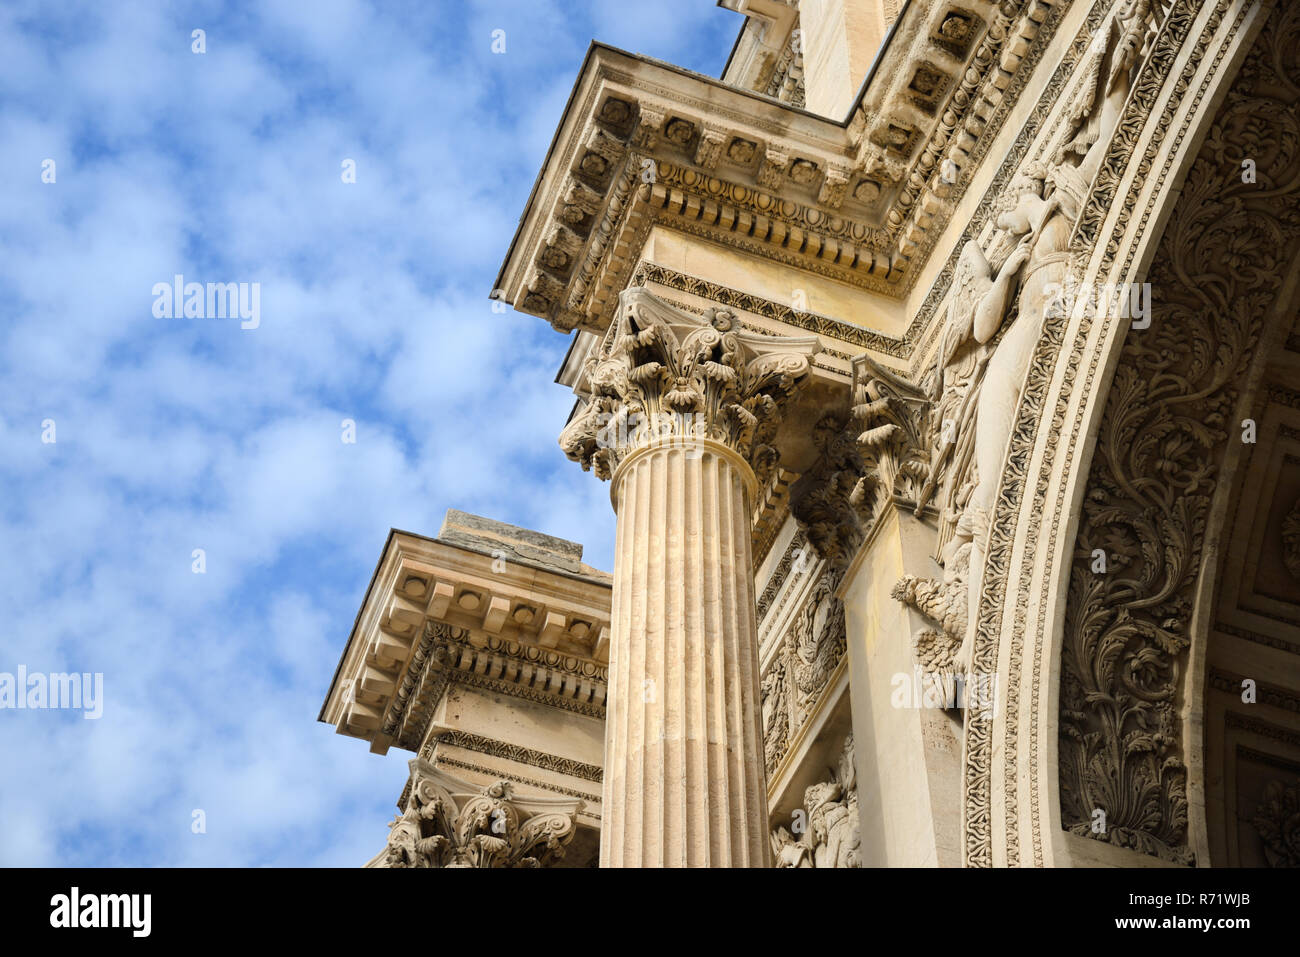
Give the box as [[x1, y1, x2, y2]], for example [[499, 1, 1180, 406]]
[[0, 0, 738, 866]]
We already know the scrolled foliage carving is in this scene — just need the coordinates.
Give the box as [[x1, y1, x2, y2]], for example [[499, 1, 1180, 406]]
[[1059, 5, 1300, 863]]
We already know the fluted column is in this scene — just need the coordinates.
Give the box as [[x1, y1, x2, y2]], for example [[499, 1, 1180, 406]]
[[604, 437, 765, 865], [559, 287, 819, 867]]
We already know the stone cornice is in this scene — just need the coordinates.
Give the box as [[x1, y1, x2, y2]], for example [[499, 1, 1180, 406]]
[[321, 526, 611, 754], [495, 0, 1067, 335], [718, 0, 802, 98]]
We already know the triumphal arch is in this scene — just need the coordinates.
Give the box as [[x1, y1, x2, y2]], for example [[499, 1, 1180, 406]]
[[321, 0, 1300, 867]]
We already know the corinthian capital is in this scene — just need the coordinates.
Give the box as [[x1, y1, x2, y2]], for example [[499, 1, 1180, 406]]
[[559, 287, 820, 484], [367, 760, 581, 869], [789, 356, 931, 568], [849, 353, 931, 523]]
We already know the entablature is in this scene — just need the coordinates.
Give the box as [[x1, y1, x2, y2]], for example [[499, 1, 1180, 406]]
[[496, 0, 1067, 344], [320, 513, 612, 755]]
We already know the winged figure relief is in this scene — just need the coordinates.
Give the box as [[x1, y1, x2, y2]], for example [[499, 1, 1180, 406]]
[[921, 239, 996, 560]]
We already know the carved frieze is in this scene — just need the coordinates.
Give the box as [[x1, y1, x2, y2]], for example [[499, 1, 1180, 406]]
[[760, 565, 847, 777]]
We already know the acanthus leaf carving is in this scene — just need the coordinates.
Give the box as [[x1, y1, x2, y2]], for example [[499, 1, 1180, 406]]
[[789, 360, 930, 571], [558, 286, 819, 486], [850, 354, 932, 525], [790, 414, 865, 568], [1252, 779, 1300, 868], [369, 760, 581, 869], [1059, 1, 1300, 864]]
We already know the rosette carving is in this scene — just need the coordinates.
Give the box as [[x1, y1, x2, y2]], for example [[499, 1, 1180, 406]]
[[1252, 779, 1300, 868]]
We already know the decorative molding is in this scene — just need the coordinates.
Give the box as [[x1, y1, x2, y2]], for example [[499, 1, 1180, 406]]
[[757, 528, 810, 625], [762, 20, 806, 107], [391, 624, 610, 750], [632, 260, 905, 357], [424, 730, 604, 783], [1209, 669, 1300, 715], [1227, 710, 1300, 749], [1283, 498, 1300, 581], [752, 467, 799, 569], [1214, 621, 1300, 657], [500, 0, 1081, 334], [761, 566, 847, 777], [433, 757, 603, 807]]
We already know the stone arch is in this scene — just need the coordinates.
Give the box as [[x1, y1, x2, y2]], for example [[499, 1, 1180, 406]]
[[961, 0, 1297, 866]]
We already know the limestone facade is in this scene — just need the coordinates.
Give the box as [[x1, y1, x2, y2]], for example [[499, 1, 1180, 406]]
[[324, 0, 1300, 867]]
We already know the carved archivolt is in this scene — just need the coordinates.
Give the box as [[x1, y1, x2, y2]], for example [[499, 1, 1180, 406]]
[[1059, 0, 1300, 864], [950, 0, 1271, 867], [889, 0, 1126, 680], [368, 760, 580, 868]]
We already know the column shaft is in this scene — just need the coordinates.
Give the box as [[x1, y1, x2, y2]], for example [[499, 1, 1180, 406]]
[[601, 439, 769, 867]]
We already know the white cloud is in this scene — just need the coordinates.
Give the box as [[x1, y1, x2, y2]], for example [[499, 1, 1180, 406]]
[[0, 0, 736, 865]]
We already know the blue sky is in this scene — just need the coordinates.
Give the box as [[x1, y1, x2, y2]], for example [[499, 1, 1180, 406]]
[[0, 0, 739, 866]]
